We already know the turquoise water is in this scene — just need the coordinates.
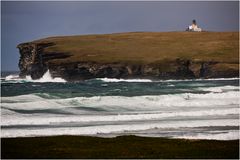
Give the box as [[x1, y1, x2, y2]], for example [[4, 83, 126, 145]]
[[1, 72, 239, 139]]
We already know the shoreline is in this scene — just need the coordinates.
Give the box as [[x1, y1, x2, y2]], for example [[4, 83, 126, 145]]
[[2, 73, 239, 83], [1, 135, 239, 159]]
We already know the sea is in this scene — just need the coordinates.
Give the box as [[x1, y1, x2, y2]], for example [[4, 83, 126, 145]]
[[1, 70, 239, 140]]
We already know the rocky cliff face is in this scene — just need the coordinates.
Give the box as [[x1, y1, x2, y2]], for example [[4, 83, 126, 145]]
[[17, 42, 238, 81], [17, 32, 239, 81], [17, 42, 70, 79], [18, 42, 50, 79]]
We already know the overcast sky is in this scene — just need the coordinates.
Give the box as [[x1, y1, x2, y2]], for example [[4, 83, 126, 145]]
[[1, 1, 239, 71]]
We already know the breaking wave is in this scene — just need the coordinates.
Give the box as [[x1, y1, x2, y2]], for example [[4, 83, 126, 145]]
[[175, 130, 239, 140], [198, 85, 239, 93], [96, 77, 240, 83], [5, 74, 20, 81], [4, 74, 239, 84], [1, 119, 239, 139], [96, 78, 153, 82], [1, 76, 239, 139], [1, 91, 239, 109], [3, 70, 66, 83], [1, 107, 238, 126], [26, 70, 66, 83]]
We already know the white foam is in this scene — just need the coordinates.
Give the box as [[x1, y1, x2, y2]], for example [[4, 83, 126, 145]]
[[159, 77, 240, 82], [5, 74, 20, 81], [1, 107, 239, 126], [2, 91, 239, 110], [96, 77, 240, 83], [3, 70, 66, 83], [4, 74, 239, 83], [26, 70, 66, 83], [1, 119, 238, 138], [2, 74, 27, 83], [198, 77, 240, 81], [198, 85, 239, 93], [2, 82, 239, 139], [175, 130, 239, 140], [97, 78, 152, 82], [2, 88, 239, 133], [1, 94, 44, 103]]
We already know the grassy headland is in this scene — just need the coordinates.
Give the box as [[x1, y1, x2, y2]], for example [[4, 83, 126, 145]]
[[18, 32, 239, 80], [1, 135, 239, 159], [34, 31, 239, 65]]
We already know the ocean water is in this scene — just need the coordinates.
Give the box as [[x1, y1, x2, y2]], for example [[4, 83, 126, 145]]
[[1, 70, 239, 140]]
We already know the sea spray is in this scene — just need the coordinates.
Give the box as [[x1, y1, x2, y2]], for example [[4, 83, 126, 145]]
[[96, 77, 240, 83], [26, 70, 66, 82], [96, 78, 152, 82], [5, 70, 66, 83], [2, 91, 239, 109]]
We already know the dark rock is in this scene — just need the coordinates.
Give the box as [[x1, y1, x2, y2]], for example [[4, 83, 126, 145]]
[[176, 59, 195, 78], [200, 62, 210, 77]]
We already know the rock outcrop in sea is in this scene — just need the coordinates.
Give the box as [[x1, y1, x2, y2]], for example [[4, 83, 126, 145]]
[[17, 32, 239, 81]]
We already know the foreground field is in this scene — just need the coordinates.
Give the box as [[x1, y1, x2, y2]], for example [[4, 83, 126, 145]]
[[1, 135, 239, 159]]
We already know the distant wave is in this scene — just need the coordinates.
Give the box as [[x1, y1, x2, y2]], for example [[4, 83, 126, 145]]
[[1, 119, 238, 139], [158, 77, 240, 82], [96, 78, 153, 82], [198, 85, 239, 93], [2, 75, 239, 139], [3, 73, 239, 83], [3, 70, 66, 83], [2, 90, 239, 113], [5, 74, 20, 81], [26, 70, 66, 83], [2, 91, 239, 139], [95, 77, 239, 83], [2, 106, 238, 126], [174, 130, 239, 140]]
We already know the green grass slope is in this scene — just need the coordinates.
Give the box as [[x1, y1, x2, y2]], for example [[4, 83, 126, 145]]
[[33, 31, 239, 66]]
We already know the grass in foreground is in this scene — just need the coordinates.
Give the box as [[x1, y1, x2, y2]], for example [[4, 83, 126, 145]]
[[1, 135, 239, 159]]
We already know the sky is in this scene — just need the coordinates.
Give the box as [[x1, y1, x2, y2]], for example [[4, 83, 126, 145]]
[[1, 1, 239, 71]]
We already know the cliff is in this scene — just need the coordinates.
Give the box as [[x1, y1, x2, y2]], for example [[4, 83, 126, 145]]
[[17, 32, 239, 81]]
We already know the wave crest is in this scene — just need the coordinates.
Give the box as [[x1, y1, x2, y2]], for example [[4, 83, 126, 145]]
[[3, 70, 66, 83], [95, 77, 240, 83], [2, 91, 239, 110], [96, 78, 152, 82]]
